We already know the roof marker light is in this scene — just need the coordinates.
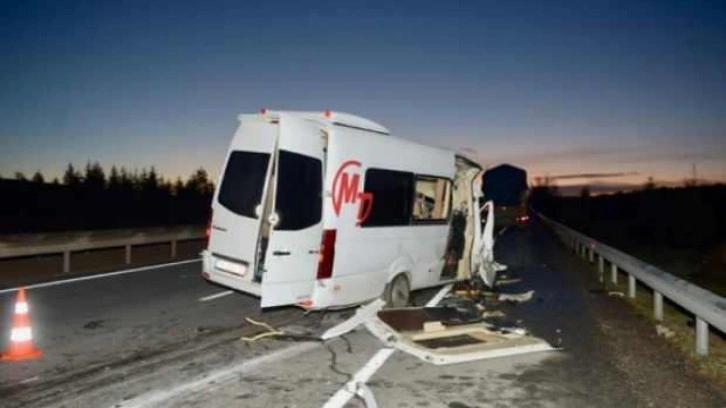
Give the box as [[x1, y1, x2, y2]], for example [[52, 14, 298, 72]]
[[324, 110, 332, 118], [259, 108, 268, 115]]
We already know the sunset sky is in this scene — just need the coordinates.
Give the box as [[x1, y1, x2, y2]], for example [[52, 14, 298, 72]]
[[2, 0, 724, 191]]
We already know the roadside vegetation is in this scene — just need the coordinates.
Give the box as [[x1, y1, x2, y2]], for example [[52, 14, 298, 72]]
[[533, 182, 726, 385], [0, 163, 215, 234], [531, 182, 726, 296]]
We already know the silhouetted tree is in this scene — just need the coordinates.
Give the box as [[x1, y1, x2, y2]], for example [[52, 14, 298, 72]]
[[0, 161, 218, 233], [173, 177, 185, 196], [158, 177, 172, 195], [108, 165, 121, 190], [85, 161, 106, 190], [643, 177, 656, 191], [579, 186, 591, 199], [31, 171, 45, 184], [63, 164, 82, 186], [186, 168, 214, 196], [119, 167, 134, 192], [141, 167, 159, 193], [14, 172, 27, 181]]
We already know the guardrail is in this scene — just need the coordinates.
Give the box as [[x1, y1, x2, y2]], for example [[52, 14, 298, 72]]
[[537, 212, 726, 356], [0, 229, 206, 274]]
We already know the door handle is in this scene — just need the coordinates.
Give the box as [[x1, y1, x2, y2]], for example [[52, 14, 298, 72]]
[[272, 250, 291, 256]]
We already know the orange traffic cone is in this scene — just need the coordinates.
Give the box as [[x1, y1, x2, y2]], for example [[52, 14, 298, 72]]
[[1, 287, 43, 361]]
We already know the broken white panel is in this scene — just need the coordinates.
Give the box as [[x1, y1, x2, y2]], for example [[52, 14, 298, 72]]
[[364, 313, 556, 366], [321, 283, 453, 342], [473, 200, 508, 287]]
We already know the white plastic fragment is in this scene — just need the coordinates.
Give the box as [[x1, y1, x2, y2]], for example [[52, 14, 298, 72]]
[[498, 290, 535, 303], [656, 324, 675, 339]]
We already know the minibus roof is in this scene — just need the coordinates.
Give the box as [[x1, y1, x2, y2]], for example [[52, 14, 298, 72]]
[[243, 110, 390, 135]]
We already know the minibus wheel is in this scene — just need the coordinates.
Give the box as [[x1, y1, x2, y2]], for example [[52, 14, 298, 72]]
[[385, 274, 410, 308]]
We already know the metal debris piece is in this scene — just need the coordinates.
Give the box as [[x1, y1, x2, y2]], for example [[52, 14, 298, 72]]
[[498, 290, 535, 303]]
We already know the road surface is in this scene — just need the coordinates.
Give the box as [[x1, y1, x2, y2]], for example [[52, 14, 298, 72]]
[[0, 222, 724, 407]]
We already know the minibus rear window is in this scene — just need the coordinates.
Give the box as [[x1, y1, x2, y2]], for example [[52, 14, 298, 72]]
[[218, 151, 270, 218], [275, 150, 322, 230]]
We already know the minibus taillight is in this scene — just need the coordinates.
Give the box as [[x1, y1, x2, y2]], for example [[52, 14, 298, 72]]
[[316, 229, 337, 280]]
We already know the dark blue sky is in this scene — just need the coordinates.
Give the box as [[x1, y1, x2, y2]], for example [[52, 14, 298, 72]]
[[2, 0, 724, 186]]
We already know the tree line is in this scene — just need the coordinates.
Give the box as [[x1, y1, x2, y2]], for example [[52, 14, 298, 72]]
[[0, 162, 216, 234], [530, 182, 726, 250]]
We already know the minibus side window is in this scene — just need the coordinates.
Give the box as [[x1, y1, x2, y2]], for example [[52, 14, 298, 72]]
[[218, 151, 270, 218], [361, 169, 414, 227], [412, 176, 451, 222], [274, 150, 323, 231]]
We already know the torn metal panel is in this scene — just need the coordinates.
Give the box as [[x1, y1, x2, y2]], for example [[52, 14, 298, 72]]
[[472, 200, 508, 287], [363, 314, 556, 366]]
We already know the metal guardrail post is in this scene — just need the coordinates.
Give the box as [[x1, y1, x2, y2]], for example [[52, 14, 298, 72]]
[[696, 317, 709, 356], [654, 292, 663, 321], [628, 274, 636, 299], [598, 255, 604, 283], [63, 251, 71, 273], [611, 263, 618, 284], [171, 240, 177, 258], [125, 245, 132, 265]]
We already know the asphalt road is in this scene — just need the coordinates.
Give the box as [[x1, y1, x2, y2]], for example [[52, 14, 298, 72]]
[[0, 258, 310, 407], [0, 222, 724, 407]]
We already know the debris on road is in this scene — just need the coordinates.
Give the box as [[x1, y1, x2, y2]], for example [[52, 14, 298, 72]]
[[608, 291, 625, 298], [241, 318, 284, 342], [497, 290, 535, 303], [83, 319, 104, 329], [321, 283, 557, 406], [496, 278, 522, 287], [482, 310, 506, 318], [655, 324, 675, 339]]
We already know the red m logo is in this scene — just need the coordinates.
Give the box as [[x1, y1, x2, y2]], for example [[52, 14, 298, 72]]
[[332, 160, 374, 226]]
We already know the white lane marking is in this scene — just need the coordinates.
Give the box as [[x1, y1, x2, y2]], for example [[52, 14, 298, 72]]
[[116, 341, 320, 408], [0, 259, 201, 294], [324, 348, 395, 408], [198, 290, 234, 302]]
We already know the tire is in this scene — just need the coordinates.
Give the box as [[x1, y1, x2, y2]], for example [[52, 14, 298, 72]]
[[384, 274, 411, 308]]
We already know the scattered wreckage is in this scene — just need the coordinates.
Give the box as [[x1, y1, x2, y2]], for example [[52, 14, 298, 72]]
[[320, 282, 558, 407]]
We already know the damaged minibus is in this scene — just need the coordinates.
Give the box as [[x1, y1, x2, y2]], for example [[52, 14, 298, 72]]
[[202, 110, 488, 309]]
